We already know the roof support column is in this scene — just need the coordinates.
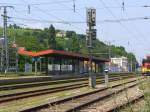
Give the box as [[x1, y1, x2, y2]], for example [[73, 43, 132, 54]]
[[52, 57, 55, 75], [72, 59, 75, 74], [59, 57, 62, 75], [82, 60, 84, 74], [46, 57, 49, 75], [95, 62, 96, 73], [77, 59, 80, 74]]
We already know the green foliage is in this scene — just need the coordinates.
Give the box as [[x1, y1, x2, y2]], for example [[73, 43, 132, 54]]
[[68, 33, 80, 52], [111, 45, 127, 57], [66, 31, 76, 38]]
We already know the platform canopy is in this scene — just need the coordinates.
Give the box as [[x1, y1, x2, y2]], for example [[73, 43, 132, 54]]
[[18, 49, 109, 62]]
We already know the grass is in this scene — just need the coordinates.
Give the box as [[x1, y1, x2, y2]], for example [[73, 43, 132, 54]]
[[119, 76, 150, 112], [139, 76, 150, 112]]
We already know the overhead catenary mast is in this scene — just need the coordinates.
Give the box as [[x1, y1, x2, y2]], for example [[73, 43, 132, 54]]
[[0, 6, 14, 74]]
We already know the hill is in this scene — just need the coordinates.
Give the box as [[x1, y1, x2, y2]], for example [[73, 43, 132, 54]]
[[0, 24, 137, 70]]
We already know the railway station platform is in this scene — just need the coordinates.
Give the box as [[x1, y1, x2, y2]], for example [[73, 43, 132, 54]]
[[0, 76, 52, 85], [0, 73, 98, 85]]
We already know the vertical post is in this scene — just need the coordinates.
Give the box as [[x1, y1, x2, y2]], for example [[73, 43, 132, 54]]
[[0, 44, 4, 72], [95, 62, 97, 73], [0, 6, 14, 74], [59, 57, 62, 75], [88, 50, 96, 88], [108, 42, 111, 59], [78, 59, 80, 74], [46, 57, 48, 75], [16, 48, 18, 73], [72, 59, 76, 74], [88, 26, 95, 88], [80, 60, 84, 74], [104, 70, 109, 86], [108, 41, 111, 72], [82, 60, 84, 74], [0, 48, 1, 72], [88, 24, 96, 88], [134, 61, 136, 72], [129, 57, 133, 72], [35, 60, 37, 76], [86, 8, 96, 88], [40, 57, 42, 73], [3, 7, 9, 74]]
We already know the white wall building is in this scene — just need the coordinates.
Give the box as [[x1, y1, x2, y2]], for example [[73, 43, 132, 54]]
[[110, 57, 129, 72], [56, 31, 66, 38]]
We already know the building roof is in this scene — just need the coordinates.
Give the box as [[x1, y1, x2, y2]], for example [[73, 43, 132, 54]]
[[18, 49, 109, 62]]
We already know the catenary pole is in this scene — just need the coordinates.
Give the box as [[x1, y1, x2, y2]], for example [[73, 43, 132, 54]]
[[0, 6, 14, 74]]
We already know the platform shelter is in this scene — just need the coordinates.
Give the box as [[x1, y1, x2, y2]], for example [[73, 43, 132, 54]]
[[18, 49, 109, 75]]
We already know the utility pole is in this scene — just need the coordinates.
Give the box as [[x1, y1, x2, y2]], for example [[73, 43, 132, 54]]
[[108, 41, 112, 72], [130, 58, 133, 72], [108, 42, 111, 59], [0, 6, 14, 74], [86, 8, 96, 88], [104, 41, 112, 59], [0, 38, 4, 72], [134, 61, 137, 72], [104, 41, 111, 71]]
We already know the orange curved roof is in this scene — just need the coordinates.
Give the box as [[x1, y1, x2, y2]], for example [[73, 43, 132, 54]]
[[18, 49, 109, 62], [18, 50, 36, 57]]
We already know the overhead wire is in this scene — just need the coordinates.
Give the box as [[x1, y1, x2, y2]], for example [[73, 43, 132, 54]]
[[50, 0, 85, 21], [116, 0, 140, 54], [97, 0, 138, 58], [5, 7, 150, 26], [101, 0, 149, 59], [5, 15, 150, 24], [98, 0, 147, 46], [21, 0, 86, 32], [2, 2, 150, 14], [1, 0, 82, 34], [1, 2, 150, 8], [115, 0, 150, 51], [0, 0, 73, 6], [3, 0, 150, 42]]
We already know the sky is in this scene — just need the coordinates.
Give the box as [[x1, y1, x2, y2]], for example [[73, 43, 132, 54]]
[[0, 0, 150, 63]]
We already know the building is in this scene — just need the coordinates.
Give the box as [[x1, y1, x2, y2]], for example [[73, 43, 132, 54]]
[[110, 57, 129, 72], [18, 49, 109, 75], [56, 30, 66, 38]]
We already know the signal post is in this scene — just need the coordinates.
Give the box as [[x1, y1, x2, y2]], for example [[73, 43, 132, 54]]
[[86, 8, 97, 88]]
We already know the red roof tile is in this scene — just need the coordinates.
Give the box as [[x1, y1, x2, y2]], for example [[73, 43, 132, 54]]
[[18, 49, 109, 62]]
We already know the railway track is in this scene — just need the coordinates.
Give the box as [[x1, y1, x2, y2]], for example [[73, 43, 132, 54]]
[[0, 74, 134, 90], [106, 95, 144, 112], [79, 84, 144, 112], [0, 75, 135, 103], [19, 77, 144, 112]]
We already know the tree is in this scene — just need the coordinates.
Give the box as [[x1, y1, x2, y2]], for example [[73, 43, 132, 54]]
[[9, 24, 21, 29], [48, 25, 56, 49], [66, 31, 76, 38], [69, 33, 80, 52]]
